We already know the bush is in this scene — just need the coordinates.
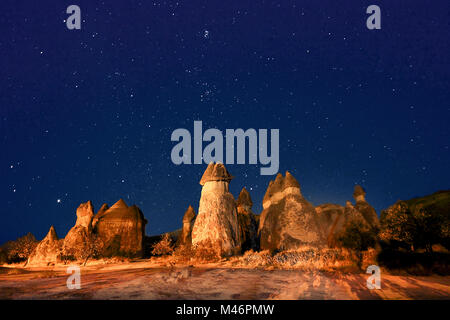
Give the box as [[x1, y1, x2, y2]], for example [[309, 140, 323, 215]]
[[231, 247, 361, 272], [377, 248, 450, 275], [338, 220, 377, 252], [380, 201, 448, 252], [60, 233, 104, 265], [152, 234, 174, 256], [172, 245, 194, 263], [1, 233, 38, 263], [191, 242, 223, 263], [0, 248, 8, 264]]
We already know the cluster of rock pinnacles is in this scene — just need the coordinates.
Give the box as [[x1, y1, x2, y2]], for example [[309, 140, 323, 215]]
[[27, 163, 379, 265]]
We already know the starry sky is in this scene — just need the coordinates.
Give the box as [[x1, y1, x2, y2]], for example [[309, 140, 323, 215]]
[[1, 1, 449, 244]]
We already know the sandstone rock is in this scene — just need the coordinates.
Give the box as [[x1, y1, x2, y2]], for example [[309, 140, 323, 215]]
[[75, 201, 94, 229], [259, 172, 325, 251], [92, 203, 109, 228], [315, 203, 345, 247], [177, 205, 196, 247], [62, 201, 95, 259], [237, 187, 253, 209], [199, 162, 233, 185], [192, 163, 241, 257], [236, 188, 258, 251], [93, 199, 147, 257], [27, 226, 61, 266], [316, 201, 372, 247], [353, 185, 380, 229]]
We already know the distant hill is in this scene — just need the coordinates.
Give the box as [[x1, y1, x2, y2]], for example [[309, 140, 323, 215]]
[[405, 190, 450, 216]]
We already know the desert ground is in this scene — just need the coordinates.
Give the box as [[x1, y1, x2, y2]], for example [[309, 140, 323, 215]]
[[0, 260, 449, 300]]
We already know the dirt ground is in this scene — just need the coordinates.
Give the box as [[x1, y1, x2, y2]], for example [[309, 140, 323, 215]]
[[0, 261, 449, 300]]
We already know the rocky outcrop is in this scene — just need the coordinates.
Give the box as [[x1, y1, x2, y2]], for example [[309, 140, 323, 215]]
[[93, 199, 147, 257], [92, 203, 109, 228], [316, 201, 372, 247], [27, 226, 61, 266], [353, 185, 380, 229], [236, 188, 258, 251], [259, 172, 325, 251], [315, 203, 345, 247], [191, 163, 241, 257], [62, 201, 94, 258], [177, 205, 196, 247]]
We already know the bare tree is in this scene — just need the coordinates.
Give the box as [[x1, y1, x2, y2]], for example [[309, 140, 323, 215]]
[[151, 234, 174, 256]]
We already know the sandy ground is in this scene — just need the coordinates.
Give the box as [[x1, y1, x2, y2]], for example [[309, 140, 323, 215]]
[[0, 261, 449, 300]]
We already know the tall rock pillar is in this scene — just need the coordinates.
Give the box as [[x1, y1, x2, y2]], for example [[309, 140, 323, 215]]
[[191, 163, 241, 257]]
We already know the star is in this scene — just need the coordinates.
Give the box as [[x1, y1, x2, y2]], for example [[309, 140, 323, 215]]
[[56, 199, 61, 203]]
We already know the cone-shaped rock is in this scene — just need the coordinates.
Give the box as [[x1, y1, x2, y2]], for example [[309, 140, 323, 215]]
[[27, 226, 61, 266], [177, 205, 196, 246], [199, 162, 233, 185], [110, 199, 128, 209], [237, 187, 253, 209], [352, 185, 380, 229], [192, 163, 241, 257], [63, 201, 95, 259], [94, 199, 147, 257], [236, 188, 258, 251], [259, 171, 325, 250], [353, 185, 366, 200]]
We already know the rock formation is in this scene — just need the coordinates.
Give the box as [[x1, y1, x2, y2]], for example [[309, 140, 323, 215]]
[[92, 203, 109, 228], [236, 188, 258, 251], [353, 185, 380, 230], [191, 163, 241, 257], [177, 205, 196, 247], [62, 201, 94, 258], [315, 203, 345, 247], [93, 199, 147, 257], [316, 201, 372, 247], [259, 172, 325, 251], [27, 226, 61, 266]]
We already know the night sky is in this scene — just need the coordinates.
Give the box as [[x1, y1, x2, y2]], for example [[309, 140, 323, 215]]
[[1, 1, 449, 244]]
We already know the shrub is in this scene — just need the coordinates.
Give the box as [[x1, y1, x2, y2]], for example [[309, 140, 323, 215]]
[[338, 220, 376, 252], [0, 248, 8, 264], [60, 233, 104, 265], [377, 248, 450, 275], [232, 247, 359, 271], [172, 245, 194, 263], [2, 233, 38, 263], [380, 201, 448, 252], [152, 233, 174, 256], [191, 242, 221, 263]]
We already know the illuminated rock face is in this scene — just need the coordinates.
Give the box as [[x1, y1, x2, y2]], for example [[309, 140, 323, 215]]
[[352, 185, 380, 230], [259, 172, 325, 251], [93, 199, 147, 257], [315, 203, 346, 248], [177, 205, 196, 246], [62, 201, 94, 257], [191, 163, 241, 257], [92, 203, 109, 229], [27, 226, 61, 266], [316, 201, 372, 248]]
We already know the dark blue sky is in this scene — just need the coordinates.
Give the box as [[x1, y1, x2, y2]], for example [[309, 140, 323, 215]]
[[1, 1, 449, 244]]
